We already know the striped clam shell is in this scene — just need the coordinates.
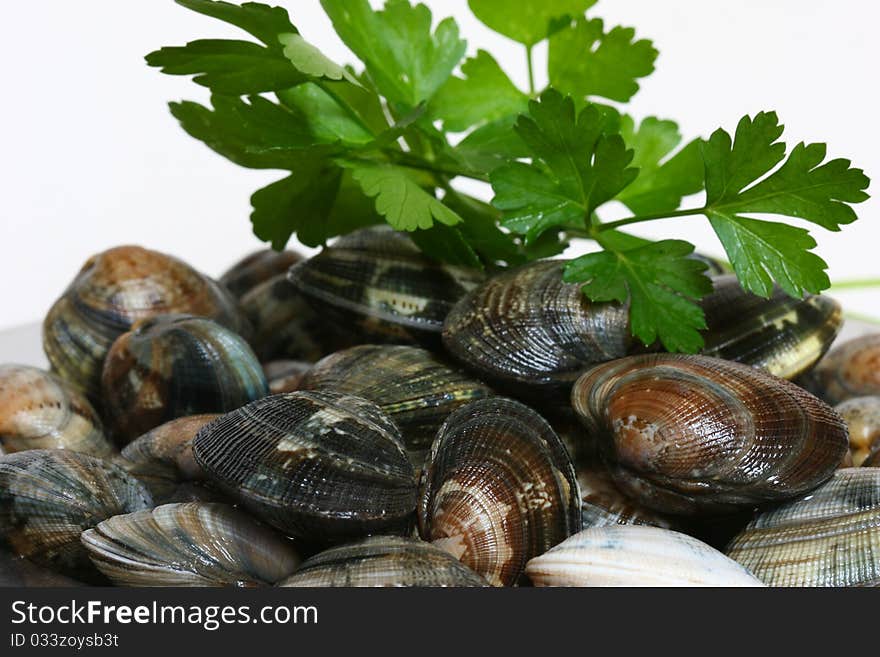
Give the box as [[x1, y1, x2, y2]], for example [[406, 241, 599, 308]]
[[101, 314, 268, 443], [572, 354, 848, 514], [219, 248, 302, 299], [418, 397, 582, 586], [810, 334, 880, 405], [834, 396, 880, 467], [576, 461, 678, 530], [526, 525, 764, 587], [278, 536, 488, 587], [192, 391, 417, 541], [81, 502, 300, 587], [0, 364, 114, 458], [0, 449, 152, 577], [726, 468, 880, 586]]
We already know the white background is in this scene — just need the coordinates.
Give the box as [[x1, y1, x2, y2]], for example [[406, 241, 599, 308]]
[[1, 0, 878, 332]]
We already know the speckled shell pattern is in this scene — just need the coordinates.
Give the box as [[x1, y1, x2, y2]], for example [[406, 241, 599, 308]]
[[43, 246, 249, 400], [442, 260, 633, 393], [288, 228, 485, 345], [219, 248, 302, 299], [120, 414, 220, 501], [811, 334, 880, 405], [0, 449, 152, 576], [571, 354, 849, 515], [699, 275, 842, 380], [263, 360, 312, 394], [0, 364, 115, 458], [101, 314, 268, 443], [192, 391, 418, 541], [725, 468, 880, 586], [278, 536, 488, 587], [300, 345, 494, 455], [525, 525, 764, 587], [418, 397, 582, 587], [576, 462, 678, 530], [81, 502, 300, 587], [834, 397, 880, 467]]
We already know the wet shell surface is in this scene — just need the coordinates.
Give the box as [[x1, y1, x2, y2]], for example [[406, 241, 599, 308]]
[[43, 245, 249, 400], [219, 248, 302, 298], [442, 260, 633, 392], [120, 414, 220, 501], [192, 391, 418, 540], [0, 364, 114, 458], [277, 536, 487, 587], [572, 354, 849, 515], [0, 449, 152, 576], [263, 360, 312, 394], [81, 502, 300, 587], [525, 525, 764, 587], [300, 345, 494, 455], [699, 275, 842, 380], [834, 397, 880, 467], [101, 314, 268, 443], [576, 462, 678, 530], [288, 227, 485, 344], [418, 397, 582, 587], [811, 334, 880, 405], [725, 468, 880, 586]]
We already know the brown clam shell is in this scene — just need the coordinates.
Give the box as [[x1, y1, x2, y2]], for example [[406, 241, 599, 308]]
[[811, 334, 880, 405], [576, 461, 678, 530], [263, 360, 313, 394], [219, 248, 302, 298], [418, 397, 582, 586], [834, 396, 880, 467], [571, 354, 849, 515]]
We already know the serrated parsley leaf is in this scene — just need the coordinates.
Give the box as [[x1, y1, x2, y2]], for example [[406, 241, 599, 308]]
[[617, 116, 704, 215], [455, 115, 530, 173], [549, 18, 657, 103], [430, 50, 528, 132], [491, 90, 637, 242], [321, 0, 466, 107], [564, 239, 712, 352], [278, 33, 360, 85], [344, 164, 463, 231], [468, 0, 597, 46], [174, 0, 296, 48]]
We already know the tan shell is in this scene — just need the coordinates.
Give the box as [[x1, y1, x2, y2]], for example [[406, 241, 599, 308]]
[[526, 525, 764, 587], [725, 468, 880, 586], [263, 360, 312, 394], [834, 396, 880, 467], [811, 334, 880, 404], [0, 364, 114, 458]]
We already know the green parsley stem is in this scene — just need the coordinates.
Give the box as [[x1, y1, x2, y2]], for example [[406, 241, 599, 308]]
[[381, 151, 491, 183], [596, 207, 707, 232], [829, 278, 880, 291], [844, 310, 880, 325], [526, 45, 536, 96]]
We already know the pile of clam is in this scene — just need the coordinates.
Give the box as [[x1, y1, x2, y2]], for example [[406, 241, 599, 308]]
[[1, 231, 879, 587]]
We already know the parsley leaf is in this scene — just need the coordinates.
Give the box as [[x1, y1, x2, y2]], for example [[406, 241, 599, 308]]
[[174, 0, 296, 47], [320, 0, 466, 107], [455, 115, 530, 173], [564, 238, 712, 351], [617, 116, 705, 215], [468, 0, 597, 46], [430, 51, 529, 132], [549, 17, 657, 102], [278, 33, 360, 85], [491, 90, 637, 242]]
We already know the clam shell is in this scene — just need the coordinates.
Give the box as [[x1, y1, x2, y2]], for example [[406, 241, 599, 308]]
[[0, 449, 152, 576], [300, 345, 494, 456], [81, 502, 300, 587], [812, 334, 880, 405], [288, 227, 485, 344], [101, 314, 268, 443], [277, 536, 487, 587], [726, 468, 880, 586], [576, 461, 678, 530], [43, 245, 249, 400], [0, 364, 114, 458], [526, 525, 764, 586], [418, 397, 582, 586], [219, 248, 302, 298], [263, 360, 312, 394], [192, 391, 418, 540], [834, 396, 880, 467], [572, 354, 849, 514]]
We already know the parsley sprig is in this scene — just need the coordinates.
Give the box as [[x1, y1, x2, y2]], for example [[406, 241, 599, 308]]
[[148, 0, 870, 352]]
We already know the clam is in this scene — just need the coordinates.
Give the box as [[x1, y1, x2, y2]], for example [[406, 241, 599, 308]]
[[726, 468, 880, 586], [192, 391, 418, 541], [120, 414, 220, 501], [81, 502, 300, 587], [101, 314, 268, 443], [700, 275, 841, 380], [263, 360, 312, 394], [277, 536, 487, 587], [288, 227, 485, 345], [834, 396, 880, 467], [0, 364, 114, 458], [576, 461, 678, 530], [0, 449, 152, 576], [300, 345, 494, 457], [219, 248, 302, 298], [43, 245, 249, 400], [571, 354, 848, 515], [418, 397, 581, 586], [810, 334, 880, 404], [525, 525, 764, 587]]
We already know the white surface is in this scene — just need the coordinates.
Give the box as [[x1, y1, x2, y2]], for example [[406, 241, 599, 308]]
[[1, 0, 878, 329]]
